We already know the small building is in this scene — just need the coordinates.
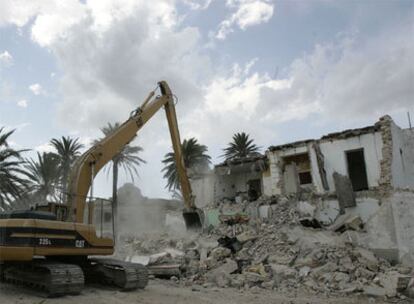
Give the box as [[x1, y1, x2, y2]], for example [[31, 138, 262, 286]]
[[190, 153, 267, 205], [191, 115, 413, 206], [263, 115, 414, 196], [214, 153, 267, 202]]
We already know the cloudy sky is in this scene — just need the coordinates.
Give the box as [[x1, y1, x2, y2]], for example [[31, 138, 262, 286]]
[[0, 0, 413, 199]]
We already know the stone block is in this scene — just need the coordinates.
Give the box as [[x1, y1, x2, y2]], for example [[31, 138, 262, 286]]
[[333, 172, 356, 210]]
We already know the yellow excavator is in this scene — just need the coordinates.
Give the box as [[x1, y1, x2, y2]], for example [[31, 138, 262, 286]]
[[0, 81, 203, 296]]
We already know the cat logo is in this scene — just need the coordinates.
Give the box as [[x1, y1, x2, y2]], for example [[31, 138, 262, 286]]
[[75, 240, 85, 248]]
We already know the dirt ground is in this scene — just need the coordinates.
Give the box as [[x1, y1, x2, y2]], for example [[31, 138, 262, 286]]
[[1, 279, 410, 304]]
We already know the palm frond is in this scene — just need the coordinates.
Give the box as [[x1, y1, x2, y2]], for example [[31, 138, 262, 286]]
[[161, 137, 211, 191], [0, 127, 30, 208], [221, 132, 260, 160]]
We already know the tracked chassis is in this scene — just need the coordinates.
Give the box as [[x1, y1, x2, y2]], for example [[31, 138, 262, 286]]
[[1, 261, 84, 297], [84, 258, 148, 291], [0, 259, 148, 297]]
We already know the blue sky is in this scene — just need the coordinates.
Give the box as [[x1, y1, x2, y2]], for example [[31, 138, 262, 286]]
[[0, 0, 413, 199]]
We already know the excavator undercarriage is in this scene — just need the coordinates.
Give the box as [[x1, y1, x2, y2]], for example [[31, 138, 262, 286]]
[[1, 259, 148, 297]]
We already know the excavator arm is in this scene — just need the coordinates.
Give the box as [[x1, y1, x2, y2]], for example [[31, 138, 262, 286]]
[[66, 81, 202, 229]]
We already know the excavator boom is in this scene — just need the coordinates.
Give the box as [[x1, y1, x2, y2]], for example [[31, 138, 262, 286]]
[[66, 81, 202, 229]]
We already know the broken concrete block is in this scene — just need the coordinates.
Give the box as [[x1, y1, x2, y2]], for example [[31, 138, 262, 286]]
[[245, 263, 267, 277], [339, 284, 361, 294], [299, 217, 322, 228], [236, 231, 258, 244], [259, 205, 273, 220], [333, 172, 356, 210], [297, 201, 316, 217], [345, 216, 363, 231], [354, 267, 376, 280], [217, 236, 242, 253], [332, 271, 350, 288], [148, 252, 172, 265], [338, 256, 355, 272], [378, 271, 412, 298], [147, 264, 182, 278], [299, 266, 311, 277], [311, 262, 338, 278], [354, 247, 379, 272], [364, 284, 387, 297], [294, 255, 319, 268], [229, 274, 245, 289], [261, 280, 276, 290], [202, 257, 220, 270], [270, 264, 297, 283], [243, 272, 266, 287], [209, 247, 231, 261], [206, 258, 238, 286], [215, 272, 231, 288], [268, 252, 296, 266], [406, 278, 414, 299], [330, 213, 363, 232]]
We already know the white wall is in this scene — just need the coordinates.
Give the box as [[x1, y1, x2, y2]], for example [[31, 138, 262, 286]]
[[319, 132, 383, 192], [390, 124, 414, 190], [312, 197, 380, 225], [265, 145, 310, 196], [214, 171, 262, 201], [191, 173, 215, 207], [309, 146, 325, 193], [262, 168, 273, 196], [389, 191, 414, 264], [264, 151, 282, 196]]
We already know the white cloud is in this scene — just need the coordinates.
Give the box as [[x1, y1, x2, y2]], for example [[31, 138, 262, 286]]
[[216, 0, 274, 40], [17, 99, 28, 108], [29, 83, 44, 95], [35, 142, 55, 153], [182, 0, 212, 10], [0, 50, 13, 66], [1, 0, 412, 198], [0, 0, 51, 27], [31, 1, 86, 47]]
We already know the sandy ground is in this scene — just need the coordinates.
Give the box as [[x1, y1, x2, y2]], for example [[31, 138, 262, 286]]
[[1, 279, 410, 304]]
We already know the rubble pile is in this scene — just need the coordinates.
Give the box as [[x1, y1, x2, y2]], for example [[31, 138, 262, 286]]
[[120, 197, 413, 300]]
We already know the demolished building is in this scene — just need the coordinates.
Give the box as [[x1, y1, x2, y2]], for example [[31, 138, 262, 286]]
[[190, 153, 267, 208], [263, 115, 414, 196], [191, 115, 414, 265]]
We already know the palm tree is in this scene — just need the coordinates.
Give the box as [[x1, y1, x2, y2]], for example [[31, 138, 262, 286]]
[[98, 122, 146, 220], [25, 152, 60, 203], [50, 136, 84, 196], [222, 132, 259, 160], [162, 137, 211, 191], [0, 128, 29, 210]]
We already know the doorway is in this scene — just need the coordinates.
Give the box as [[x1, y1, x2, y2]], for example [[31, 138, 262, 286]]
[[345, 149, 369, 191]]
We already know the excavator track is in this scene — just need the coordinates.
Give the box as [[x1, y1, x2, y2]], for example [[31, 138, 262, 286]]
[[1, 261, 84, 297], [84, 259, 148, 291]]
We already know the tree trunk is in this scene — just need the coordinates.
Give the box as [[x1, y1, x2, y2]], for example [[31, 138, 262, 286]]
[[112, 159, 119, 238]]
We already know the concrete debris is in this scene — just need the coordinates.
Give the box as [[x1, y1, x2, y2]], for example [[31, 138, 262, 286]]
[[147, 264, 182, 278], [205, 259, 238, 287], [363, 285, 387, 298], [118, 196, 413, 299], [299, 217, 322, 228], [330, 213, 363, 232], [406, 278, 414, 299], [217, 236, 242, 253]]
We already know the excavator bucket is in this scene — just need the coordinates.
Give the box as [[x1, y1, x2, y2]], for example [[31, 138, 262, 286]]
[[182, 209, 203, 231]]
